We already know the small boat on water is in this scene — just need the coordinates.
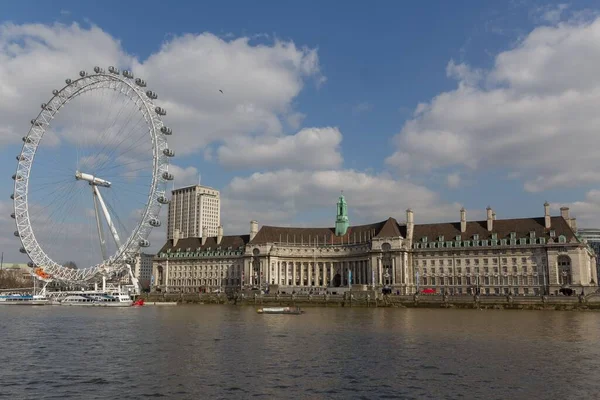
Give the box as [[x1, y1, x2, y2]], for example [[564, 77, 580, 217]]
[[256, 306, 304, 315]]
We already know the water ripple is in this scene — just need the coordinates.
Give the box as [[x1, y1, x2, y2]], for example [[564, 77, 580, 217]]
[[1, 306, 599, 399]]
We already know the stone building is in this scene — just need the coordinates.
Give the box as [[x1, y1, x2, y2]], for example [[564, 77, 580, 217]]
[[152, 196, 598, 296], [167, 184, 221, 239]]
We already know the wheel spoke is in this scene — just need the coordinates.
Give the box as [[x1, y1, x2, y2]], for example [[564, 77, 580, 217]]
[[12, 68, 172, 286]]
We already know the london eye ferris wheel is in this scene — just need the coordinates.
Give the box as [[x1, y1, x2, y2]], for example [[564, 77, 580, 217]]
[[11, 66, 174, 285]]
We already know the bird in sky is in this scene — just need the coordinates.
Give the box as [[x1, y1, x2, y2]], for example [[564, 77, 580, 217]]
[[219, 89, 223, 94]]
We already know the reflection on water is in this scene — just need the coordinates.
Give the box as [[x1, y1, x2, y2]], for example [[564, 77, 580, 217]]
[[1, 306, 599, 399]]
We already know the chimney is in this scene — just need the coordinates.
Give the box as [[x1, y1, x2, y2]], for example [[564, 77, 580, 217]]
[[560, 207, 570, 221], [544, 201, 551, 229], [570, 217, 577, 232], [201, 227, 208, 245], [460, 208, 467, 233], [173, 228, 180, 247], [217, 225, 223, 245], [492, 212, 496, 221], [486, 206, 493, 232], [250, 220, 258, 241], [406, 209, 414, 241]]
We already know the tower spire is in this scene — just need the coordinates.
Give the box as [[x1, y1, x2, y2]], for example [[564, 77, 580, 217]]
[[335, 192, 349, 236]]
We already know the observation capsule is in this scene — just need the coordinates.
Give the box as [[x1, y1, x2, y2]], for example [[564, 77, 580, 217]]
[[149, 218, 161, 227], [108, 66, 120, 75], [93, 66, 105, 73], [22, 136, 33, 144], [160, 126, 172, 135], [122, 70, 133, 79], [162, 172, 174, 181], [139, 239, 150, 247], [10, 213, 15, 219], [31, 120, 42, 127], [79, 71, 86, 77], [163, 148, 174, 157], [16, 155, 25, 161], [20, 247, 27, 254], [52, 89, 59, 96], [10, 194, 14, 200], [27, 262, 35, 268], [146, 91, 158, 100], [157, 195, 170, 204], [135, 78, 146, 87], [155, 107, 167, 116], [65, 79, 72, 85], [14, 231, 19, 237]]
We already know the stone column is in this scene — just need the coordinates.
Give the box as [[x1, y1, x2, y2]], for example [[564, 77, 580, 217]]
[[329, 261, 334, 282], [293, 262, 297, 287], [392, 257, 396, 285], [322, 263, 327, 287], [300, 263, 305, 286], [315, 262, 320, 287], [165, 260, 170, 292]]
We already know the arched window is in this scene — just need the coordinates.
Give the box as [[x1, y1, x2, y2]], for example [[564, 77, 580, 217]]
[[557, 255, 572, 285]]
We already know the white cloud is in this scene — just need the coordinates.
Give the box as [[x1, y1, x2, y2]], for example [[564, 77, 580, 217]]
[[220, 169, 463, 234], [386, 15, 600, 193], [217, 127, 343, 169], [168, 164, 200, 187], [0, 22, 324, 159], [446, 172, 461, 189], [533, 4, 570, 24]]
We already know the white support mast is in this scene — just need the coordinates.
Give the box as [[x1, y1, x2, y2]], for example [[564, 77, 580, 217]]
[[92, 187, 108, 260], [92, 185, 121, 248]]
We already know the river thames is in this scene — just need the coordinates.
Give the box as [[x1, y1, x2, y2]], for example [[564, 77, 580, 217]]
[[1, 306, 599, 399]]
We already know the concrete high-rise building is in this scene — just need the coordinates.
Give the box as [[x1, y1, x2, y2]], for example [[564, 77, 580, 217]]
[[167, 185, 220, 240]]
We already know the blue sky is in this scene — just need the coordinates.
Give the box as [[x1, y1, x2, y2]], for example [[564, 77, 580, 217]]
[[3, 0, 600, 264]]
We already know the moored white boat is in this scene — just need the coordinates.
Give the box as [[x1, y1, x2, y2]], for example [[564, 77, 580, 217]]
[[58, 292, 133, 307], [0, 294, 48, 305]]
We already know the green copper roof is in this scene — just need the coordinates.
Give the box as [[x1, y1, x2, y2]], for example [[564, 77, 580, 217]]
[[335, 192, 349, 236]]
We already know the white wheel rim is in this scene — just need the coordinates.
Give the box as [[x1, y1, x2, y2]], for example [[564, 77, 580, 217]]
[[13, 68, 173, 284]]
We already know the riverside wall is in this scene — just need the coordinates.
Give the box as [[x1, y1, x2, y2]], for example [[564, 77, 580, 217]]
[[141, 291, 600, 311]]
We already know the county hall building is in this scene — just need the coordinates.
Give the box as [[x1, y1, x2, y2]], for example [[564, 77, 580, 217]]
[[152, 194, 598, 296]]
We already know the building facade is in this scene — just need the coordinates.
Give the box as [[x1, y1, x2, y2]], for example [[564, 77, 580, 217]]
[[134, 253, 154, 289], [152, 196, 598, 296], [576, 228, 600, 284], [119, 252, 154, 289], [167, 185, 220, 239]]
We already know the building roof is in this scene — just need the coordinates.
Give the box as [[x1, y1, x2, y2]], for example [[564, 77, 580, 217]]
[[158, 234, 250, 253], [412, 216, 577, 242], [250, 217, 406, 245], [249, 216, 578, 244]]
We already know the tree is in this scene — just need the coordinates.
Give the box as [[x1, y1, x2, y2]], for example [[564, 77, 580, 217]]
[[63, 261, 78, 269], [0, 270, 25, 289]]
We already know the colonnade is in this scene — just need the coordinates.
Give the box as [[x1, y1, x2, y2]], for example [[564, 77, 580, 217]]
[[243, 253, 412, 289]]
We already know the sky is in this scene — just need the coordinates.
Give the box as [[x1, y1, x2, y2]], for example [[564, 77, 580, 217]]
[[2, 0, 600, 265]]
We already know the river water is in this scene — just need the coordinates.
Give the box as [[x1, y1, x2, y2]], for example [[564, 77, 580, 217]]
[[0, 305, 599, 399]]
